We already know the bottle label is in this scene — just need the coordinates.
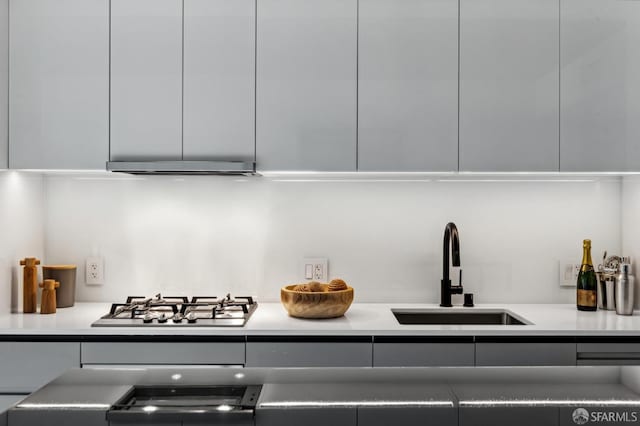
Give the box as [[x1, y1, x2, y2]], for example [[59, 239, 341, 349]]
[[577, 289, 597, 307]]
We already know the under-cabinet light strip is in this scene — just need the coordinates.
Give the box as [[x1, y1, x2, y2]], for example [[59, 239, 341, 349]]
[[459, 400, 640, 407], [260, 400, 454, 408]]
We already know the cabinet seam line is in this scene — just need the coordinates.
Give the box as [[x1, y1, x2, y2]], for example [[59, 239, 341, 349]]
[[457, 0, 460, 171]]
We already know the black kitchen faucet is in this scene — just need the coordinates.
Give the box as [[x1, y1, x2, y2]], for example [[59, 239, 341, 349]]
[[441, 222, 463, 307]]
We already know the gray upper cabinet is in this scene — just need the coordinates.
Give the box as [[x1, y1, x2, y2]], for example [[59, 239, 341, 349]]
[[358, 0, 458, 172], [560, 0, 640, 172], [459, 0, 560, 172], [110, 0, 182, 161], [183, 0, 255, 161], [9, 0, 109, 169], [0, 0, 6, 170], [257, 0, 357, 172]]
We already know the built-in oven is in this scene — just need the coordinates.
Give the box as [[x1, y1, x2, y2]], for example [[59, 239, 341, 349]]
[[107, 385, 262, 425]]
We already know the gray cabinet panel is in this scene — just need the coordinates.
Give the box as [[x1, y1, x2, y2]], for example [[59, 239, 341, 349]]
[[256, 0, 357, 171], [0, 342, 80, 393], [475, 343, 576, 366], [577, 342, 640, 365], [460, 0, 559, 172], [459, 407, 558, 426], [110, 0, 182, 161], [246, 342, 372, 367], [9, 0, 109, 169], [0, 396, 24, 414], [0, 0, 6, 170], [373, 343, 474, 367], [9, 410, 108, 426], [358, 407, 456, 426], [183, 0, 255, 161], [358, 0, 458, 172], [561, 0, 640, 172], [257, 408, 356, 426], [81, 342, 245, 365]]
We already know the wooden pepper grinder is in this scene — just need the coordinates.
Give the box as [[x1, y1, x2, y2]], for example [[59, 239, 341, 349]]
[[19, 257, 40, 313], [39, 279, 59, 314]]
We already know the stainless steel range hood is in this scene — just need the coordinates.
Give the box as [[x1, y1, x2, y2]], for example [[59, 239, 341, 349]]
[[106, 160, 257, 176]]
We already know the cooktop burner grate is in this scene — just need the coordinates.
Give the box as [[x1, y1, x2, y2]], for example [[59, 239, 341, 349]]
[[92, 293, 258, 327]]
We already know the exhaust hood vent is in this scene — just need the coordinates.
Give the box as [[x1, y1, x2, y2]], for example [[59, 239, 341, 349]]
[[106, 161, 257, 176]]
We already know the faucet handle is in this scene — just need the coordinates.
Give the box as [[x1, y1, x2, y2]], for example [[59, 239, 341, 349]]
[[451, 266, 463, 288]]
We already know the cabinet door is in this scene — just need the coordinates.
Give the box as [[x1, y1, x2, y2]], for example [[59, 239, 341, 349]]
[[373, 342, 475, 367], [560, 0, 640, 171], [0, 0, 6, 170], [110, 0, 182, 161], [358, 407, 457, 426], [183, 0, 255, 161], [9, 0, 108, 169], [459, 0, 559, 172], [257, 408, 356, 426], [0, 342, 80, 393], [256, 0, 357, 171], [81, 342, 245, 366], [358, 0, 457, 172], [459, 407, 559, 426], [246, 337, 372, 367], [475, 341, 576, 366]]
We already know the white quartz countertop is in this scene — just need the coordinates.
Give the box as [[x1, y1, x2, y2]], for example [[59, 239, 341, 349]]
[[0, 302, 639, 336]]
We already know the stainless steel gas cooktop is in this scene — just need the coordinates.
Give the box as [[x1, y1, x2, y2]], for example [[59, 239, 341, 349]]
[[91, 293, 258, 327]]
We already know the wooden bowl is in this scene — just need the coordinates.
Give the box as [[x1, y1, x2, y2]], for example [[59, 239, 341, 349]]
[[281, 284, 354, 319]]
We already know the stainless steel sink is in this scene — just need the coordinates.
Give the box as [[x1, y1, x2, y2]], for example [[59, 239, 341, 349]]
[[392, 309, 532, 325]]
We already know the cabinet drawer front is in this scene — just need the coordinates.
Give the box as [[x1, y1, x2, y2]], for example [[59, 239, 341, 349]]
[[257, 408, 356, 426], [81, 342, 244, 365], [577, 343, 640, 365], [246, 342, 372, 367], [475, 343, 576, 366], [373, 343, 474, 367], [460, 407, 559, 426], [358, 407, 457, 426], [0, 342, 80, 393], [9, 410, 108, 426]]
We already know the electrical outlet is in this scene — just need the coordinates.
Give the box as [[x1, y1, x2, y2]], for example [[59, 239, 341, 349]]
[[86, 257, 105, 285], [302, 257, 328, 282], [559, 260, 581, 287]]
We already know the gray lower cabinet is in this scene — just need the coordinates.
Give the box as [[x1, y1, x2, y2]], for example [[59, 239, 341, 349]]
[[561, 0, 640, 172], [373, 338, 475, 367], [245, 338, 372, 367], [357, 0, 458, 172], [475, 340, 576, 366], [459, 0, 559, 172], [577, 341, 640, 365], [0, 342, 80, 393], [358, 407, 457, 426], [8, 410, 108, 426], [9, 0, 109, 170], [459, 407, 558, 426], [257, 408, 356, 426], [80, 342, 245, 366], [110, 0, 183, 161], [0, 396, 24, 416], [256, 0, 357, 172]]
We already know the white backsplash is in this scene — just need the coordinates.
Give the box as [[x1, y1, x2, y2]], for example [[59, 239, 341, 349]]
[[0, 171, 45, 312], [41, 174, 621, 304], [622, 176, 640, 308]]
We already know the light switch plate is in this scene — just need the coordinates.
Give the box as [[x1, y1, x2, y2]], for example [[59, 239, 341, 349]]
[[559, 260, 580, 287], [302, 257, 328, 282]]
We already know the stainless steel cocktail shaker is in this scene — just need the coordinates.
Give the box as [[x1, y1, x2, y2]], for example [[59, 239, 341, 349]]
[[615, 264, 635, 316]]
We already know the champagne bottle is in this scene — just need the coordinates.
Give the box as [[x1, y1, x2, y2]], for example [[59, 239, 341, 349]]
[[577, 239, 597, 311]]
